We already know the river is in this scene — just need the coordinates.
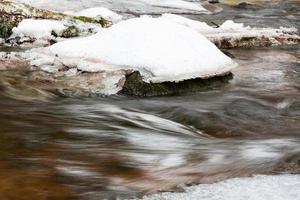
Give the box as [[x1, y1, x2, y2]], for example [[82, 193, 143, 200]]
[[0, 0, 299, 199]]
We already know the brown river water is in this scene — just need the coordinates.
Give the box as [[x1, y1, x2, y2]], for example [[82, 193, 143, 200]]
[[0, 1, 300, 200]]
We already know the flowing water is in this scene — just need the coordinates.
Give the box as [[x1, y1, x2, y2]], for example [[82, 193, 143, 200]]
[[0, 1, 300, 200]]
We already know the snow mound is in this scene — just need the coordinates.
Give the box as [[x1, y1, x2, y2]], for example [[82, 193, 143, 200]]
[[47, 17, 236, 82], [11, 19, 66, 39], [74, 7, 123, 23], [140, 175, 300, 200]]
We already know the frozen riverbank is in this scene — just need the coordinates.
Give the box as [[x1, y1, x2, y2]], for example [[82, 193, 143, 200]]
[[137, 175, 300, 200]]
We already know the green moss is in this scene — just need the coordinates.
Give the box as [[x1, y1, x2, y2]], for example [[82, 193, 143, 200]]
[[73, 16, 111, 27], [119, 71, 233, 97], [0, 14, 22, 39], [61, 26, 79, 38]]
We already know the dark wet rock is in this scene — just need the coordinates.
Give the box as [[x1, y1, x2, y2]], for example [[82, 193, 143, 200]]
[[271, 154, 300, 174], [208, 0, 219, 4], [119, 71, 233, 97], [234, 2, 260, 10], [221, 50, 235, 58]]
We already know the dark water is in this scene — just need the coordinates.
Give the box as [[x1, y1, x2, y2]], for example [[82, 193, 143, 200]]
[[0, 1, 300, 200]]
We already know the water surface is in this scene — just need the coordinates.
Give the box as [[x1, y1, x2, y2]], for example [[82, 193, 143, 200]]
[[0, 1, 300, 200]]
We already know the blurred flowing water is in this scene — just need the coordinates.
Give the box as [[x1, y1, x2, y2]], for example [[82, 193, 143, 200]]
[[1, 1, 300, 200]]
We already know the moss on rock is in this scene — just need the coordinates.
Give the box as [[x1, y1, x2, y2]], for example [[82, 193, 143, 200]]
[[61, 26, 80, 38], [119, 71, 233, 96]]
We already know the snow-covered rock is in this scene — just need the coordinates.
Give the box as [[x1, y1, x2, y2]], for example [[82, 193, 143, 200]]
[[8, 18, 103, 46], [159, 14, 299, 48], [40, 17, 236, 83], [11, 19, 66, 39], [139, 174, 300, 200], [74, 7, 123, 24]]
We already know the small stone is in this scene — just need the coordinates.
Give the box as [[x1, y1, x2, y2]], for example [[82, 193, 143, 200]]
[[208, 0, 219, 4], [61, 26, 79, 38]]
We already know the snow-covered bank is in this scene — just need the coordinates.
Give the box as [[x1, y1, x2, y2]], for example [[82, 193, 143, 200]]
[[137, 174, 300, 200], [29, 17, 236, 83], [160, 14, 300, 48]]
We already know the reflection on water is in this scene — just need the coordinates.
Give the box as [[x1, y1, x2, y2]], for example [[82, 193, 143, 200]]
[[0, 47, 299, 199]]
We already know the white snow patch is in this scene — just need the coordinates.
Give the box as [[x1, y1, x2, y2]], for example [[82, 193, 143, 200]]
[[45, 17, 236, 83], [8, 19, 103, 47], [220, 20, 248, 30], [139, 174, 300, 200], [11, 19, 66, 39], [74, 7, 123, 23]]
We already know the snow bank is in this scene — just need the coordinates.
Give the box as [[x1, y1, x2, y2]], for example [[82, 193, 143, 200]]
[[139, 175, 300, 200], [74, 7, 123, 23], [45, 17, 236, 82], [11, 19, 66, 39], [159, 14, 298, 45]]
